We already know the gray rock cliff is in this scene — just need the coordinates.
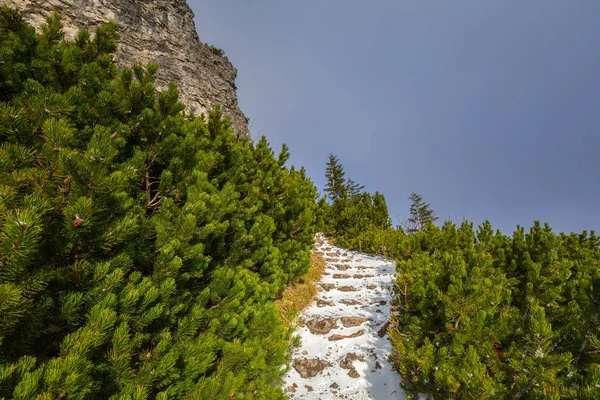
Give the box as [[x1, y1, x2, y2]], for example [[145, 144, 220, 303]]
[[1, 0, 249, 135]]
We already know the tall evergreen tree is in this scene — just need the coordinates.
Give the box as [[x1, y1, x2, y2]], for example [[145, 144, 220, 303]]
[[324, 153, 346, 201], [320, 154, 397, 254], [406, 192, 438, 233], [345, 178, 365, 198], [324, 153, 365, 201]]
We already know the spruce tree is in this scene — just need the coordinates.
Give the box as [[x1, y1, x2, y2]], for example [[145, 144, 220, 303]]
[[324, 153, 346, 201], [345, 178, 365, 198], [320, 153, 398, 254], [406, 192, 438, 233]]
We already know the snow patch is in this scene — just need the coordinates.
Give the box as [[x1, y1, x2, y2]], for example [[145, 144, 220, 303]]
[[283, 234, 406, 399]]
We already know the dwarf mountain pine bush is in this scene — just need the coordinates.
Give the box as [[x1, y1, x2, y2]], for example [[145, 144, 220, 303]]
[[0, 9, 317, 399]]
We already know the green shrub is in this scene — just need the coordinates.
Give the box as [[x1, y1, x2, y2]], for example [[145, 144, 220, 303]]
[[319, 153, 394, 255], [319, 157, 600, 398], [391, 221, 600, 399], [210, 45, 225, 57], [0, 8, 317, 398]]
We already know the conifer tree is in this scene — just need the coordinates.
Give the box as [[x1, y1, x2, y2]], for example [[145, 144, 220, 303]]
[[0, 9, 317, 398], [406, 192, 438, 233], [345, 178, 365, 198], [323, 153, 365, 201], [320, 153, 398, 254], [389, 220, 600, 399], [324, 153, 346, 201]]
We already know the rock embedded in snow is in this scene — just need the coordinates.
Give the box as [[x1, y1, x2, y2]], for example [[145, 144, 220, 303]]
[[353, 274, 375, 279], [340, 316, 371, 327], [292, 358, 331, 378], [339, 299, 362, 306], [332, 273, 352, 279], [348, 369, 361, 378], [316, 298, 335, 307], [378, 321, 391, 338], [340, 353, 365, 369], [328, 329, 365, 341], [320, 283, 336, 291], [338, 286, 358, 292], [305, 317, 338, 335]]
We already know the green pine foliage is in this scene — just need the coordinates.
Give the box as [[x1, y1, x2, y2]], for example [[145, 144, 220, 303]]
[[0, 9, 317, 399], [405, 192, 438, 234], [320, 158, 600, 398], [326, 191, 393, 252], [323, 153, 346, 201], [390, 221, 600, 399], [319, 154, 394, 254]]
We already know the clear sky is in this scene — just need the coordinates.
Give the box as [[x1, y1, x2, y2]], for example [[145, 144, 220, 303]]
[[189, 0, 600, 235]]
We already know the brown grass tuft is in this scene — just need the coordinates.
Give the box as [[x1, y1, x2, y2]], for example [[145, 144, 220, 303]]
[[276, 253, 326, 328], [325, 235, 336, 246]]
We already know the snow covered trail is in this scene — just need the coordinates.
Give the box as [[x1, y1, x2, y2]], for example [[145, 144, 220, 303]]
[[283, 234, 405, 399]]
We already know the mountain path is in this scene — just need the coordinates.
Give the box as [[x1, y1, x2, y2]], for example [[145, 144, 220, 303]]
[[283, 234, 405, 399]]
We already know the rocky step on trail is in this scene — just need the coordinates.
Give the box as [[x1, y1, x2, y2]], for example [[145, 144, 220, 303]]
[[283, 234, 405, 399]]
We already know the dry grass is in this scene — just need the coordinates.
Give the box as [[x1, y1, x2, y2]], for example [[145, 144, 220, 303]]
[[276, 253, 326, 328], [325, 235, 336, 246]]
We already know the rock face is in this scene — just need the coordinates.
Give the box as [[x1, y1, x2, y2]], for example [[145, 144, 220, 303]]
[[1, 0, 249, 135]]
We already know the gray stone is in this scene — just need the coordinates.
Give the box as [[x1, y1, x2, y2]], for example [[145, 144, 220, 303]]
[[2, 0, 250, 136]]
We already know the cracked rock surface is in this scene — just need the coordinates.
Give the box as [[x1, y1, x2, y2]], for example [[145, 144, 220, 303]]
[[2, 0, 250, 136]]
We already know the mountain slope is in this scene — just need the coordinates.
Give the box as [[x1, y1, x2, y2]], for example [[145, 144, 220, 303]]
[[1, 0, 250, 135]]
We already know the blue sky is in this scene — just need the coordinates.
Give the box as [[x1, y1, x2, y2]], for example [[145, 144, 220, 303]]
[[189, 0, 600, 235]]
